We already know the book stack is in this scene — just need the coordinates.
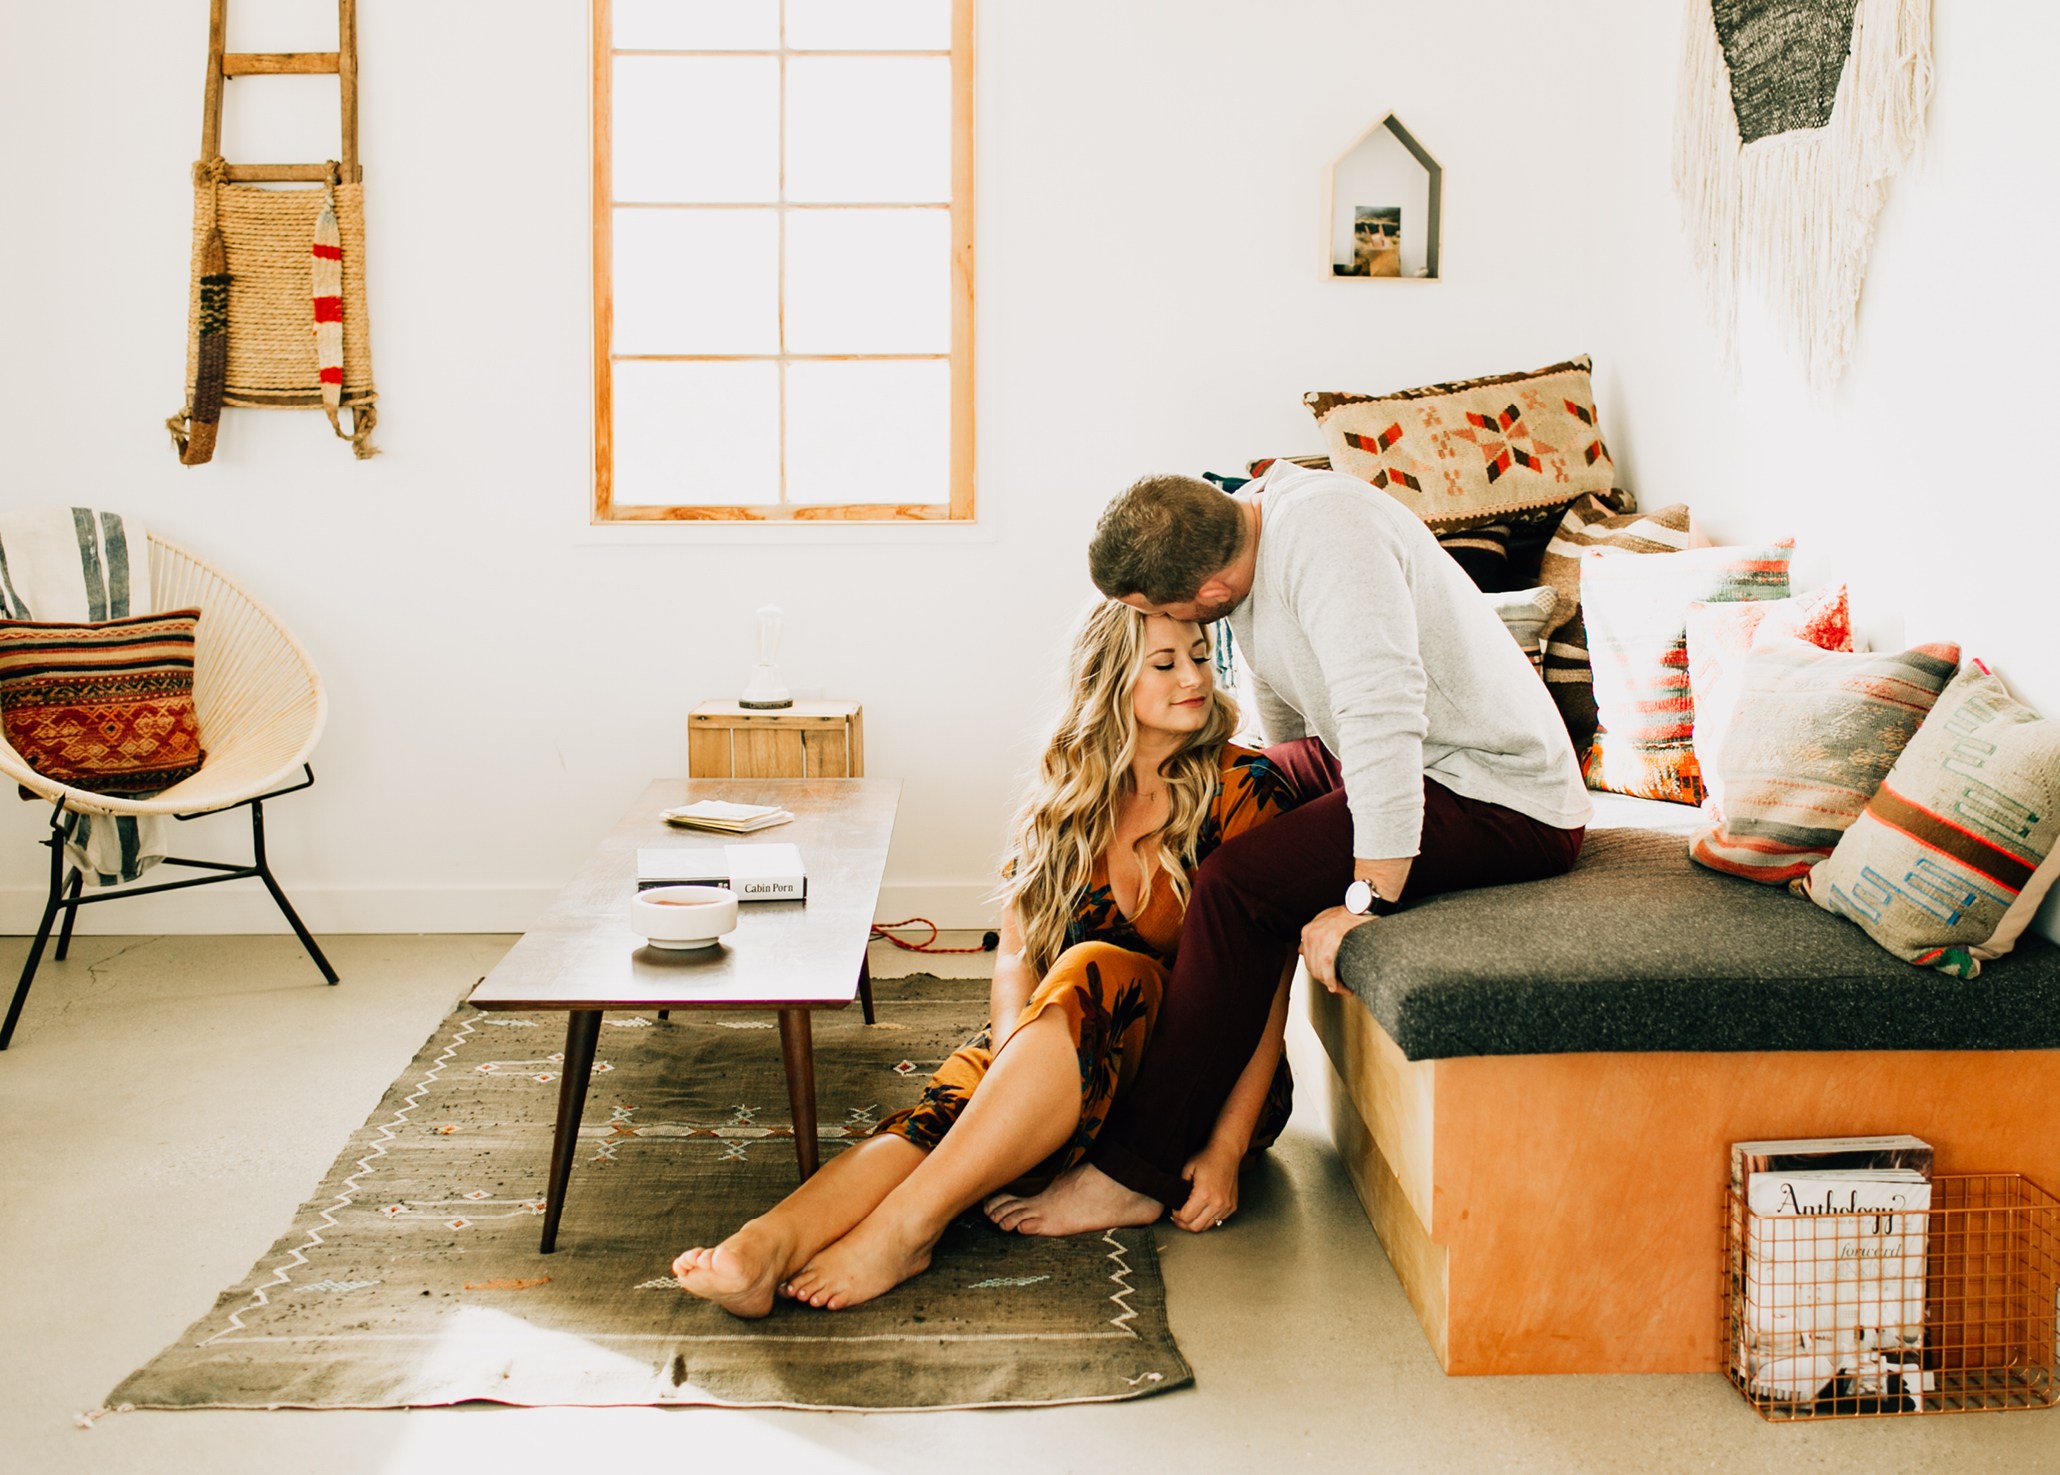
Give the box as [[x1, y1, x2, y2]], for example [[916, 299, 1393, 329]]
[[658, 800, 793, 834], [1730, 1134, 1934, 1411], [636, 843, 808, 901]]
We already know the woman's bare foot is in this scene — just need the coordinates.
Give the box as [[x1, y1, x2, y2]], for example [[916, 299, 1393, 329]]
[[782, 1211, 938, 1311], [984, 1162, 1163, 1236], [672, 1223, 791, 1318]]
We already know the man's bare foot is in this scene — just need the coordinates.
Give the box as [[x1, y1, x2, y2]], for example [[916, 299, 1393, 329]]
[[782, 1211, 937, 1311], [984, 1162, 1163, 1236], [672, 1223, 790, 1318]]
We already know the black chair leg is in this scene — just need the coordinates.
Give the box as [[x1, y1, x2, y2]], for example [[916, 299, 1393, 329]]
[[249, 799, 339, 985], [52, 869, 84, 961], [1, 825, 70, 1051]]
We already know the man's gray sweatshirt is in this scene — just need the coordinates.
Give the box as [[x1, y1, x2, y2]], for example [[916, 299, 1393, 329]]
[[1226, 463, 1591, 859]]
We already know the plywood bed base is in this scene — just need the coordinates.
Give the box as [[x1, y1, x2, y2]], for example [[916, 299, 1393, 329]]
[[1309, 983, 2060, 1375]]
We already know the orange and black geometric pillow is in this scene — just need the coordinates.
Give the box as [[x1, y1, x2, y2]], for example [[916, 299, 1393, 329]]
[[0, 609, 206, 795]]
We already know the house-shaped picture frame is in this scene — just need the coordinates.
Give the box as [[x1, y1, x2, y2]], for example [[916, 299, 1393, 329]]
[[1326, 113, 1442, 281]]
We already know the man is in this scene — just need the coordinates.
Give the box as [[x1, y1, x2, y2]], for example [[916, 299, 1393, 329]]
[[1006, 460, 1591, 1234]]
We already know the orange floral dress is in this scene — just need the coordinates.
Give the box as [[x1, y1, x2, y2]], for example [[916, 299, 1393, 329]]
[[873, 744, 1299, 1190]]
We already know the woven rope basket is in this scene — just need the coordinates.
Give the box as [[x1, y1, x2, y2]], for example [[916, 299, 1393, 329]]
[[171, 167, 378, 458]]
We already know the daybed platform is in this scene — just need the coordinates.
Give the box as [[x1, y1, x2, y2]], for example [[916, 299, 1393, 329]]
[[1318, 799, 2060, 1375]]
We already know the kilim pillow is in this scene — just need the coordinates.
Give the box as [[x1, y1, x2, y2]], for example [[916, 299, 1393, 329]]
[[1303, 356, 1615, 533], [1484, 587, 1558, 676], [1688, 632, 1959, 885], [1580, 541, 1793, 804], [1535, 497, 1693, 758], [0, 610, 206, 794], [1801, 663, 2060, 978], [1686, 583, 1854, 818]]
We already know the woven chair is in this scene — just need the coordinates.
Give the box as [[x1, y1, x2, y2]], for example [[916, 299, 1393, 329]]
[[0, 533, 336, 1049]]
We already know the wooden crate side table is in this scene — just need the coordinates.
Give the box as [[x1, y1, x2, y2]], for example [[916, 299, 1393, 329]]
[[689, 700, 864, 780]]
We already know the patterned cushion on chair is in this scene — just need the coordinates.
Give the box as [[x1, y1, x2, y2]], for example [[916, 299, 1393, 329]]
[[1535, 496, 1692, 756], [1686, 582, 1855, 818], [1580, 541, 1793, 804], [0, 610, 206, 794], [1801, 663, 2060, 978], [1304, 356, 1615, 532], [1688, 632, 1958, 884]]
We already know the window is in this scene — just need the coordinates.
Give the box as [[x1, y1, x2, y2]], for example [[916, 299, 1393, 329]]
[[592, 0, 975, 523]]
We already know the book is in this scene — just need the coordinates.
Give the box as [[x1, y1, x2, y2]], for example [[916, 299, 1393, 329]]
[[1737, 1169, 1932, 1409], [634, 843, 808, 901], [635, 848, 727, 890], [1729, 1134, 1933, 1199], [725, 843, 805, 901], [658, 800, 794, 834]]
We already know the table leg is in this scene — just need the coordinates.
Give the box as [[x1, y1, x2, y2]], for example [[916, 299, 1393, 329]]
[[539, 1009, 602, 1254], [857, 953, 876, 1026], [778, 1008, 820, 1180]]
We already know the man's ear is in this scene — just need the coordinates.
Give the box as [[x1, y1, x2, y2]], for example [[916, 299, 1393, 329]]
[[1194, 575, 1234, 606]]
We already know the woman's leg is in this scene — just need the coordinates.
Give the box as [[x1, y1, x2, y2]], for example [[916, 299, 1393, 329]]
[[673, 1133, 929, 1317], [781, 1006, 1082, 1309]]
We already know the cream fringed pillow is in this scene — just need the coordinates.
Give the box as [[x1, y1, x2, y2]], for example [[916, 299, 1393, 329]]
[[1304, 357, 1616, 532], [1802, 663, 2060, 978]]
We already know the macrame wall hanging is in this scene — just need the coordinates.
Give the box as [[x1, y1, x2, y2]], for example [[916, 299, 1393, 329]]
[[169, 0, 378, 464], [1673, 0, 1932, 394]]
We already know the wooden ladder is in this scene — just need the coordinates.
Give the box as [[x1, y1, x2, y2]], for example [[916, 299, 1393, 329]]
[[200, 0, 360, 182]]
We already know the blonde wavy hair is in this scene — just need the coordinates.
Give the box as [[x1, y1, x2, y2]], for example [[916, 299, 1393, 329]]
[[997, 600, 1239, 977]]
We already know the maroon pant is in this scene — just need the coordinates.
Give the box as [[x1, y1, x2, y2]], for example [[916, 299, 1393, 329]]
[[1087, 737, 1585, 1209]]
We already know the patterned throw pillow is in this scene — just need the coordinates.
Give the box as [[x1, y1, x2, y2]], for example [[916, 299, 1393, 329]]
[[1304, 356, 1615, 532], [0, 610, 206, 794], [1801, 663, 2060, 978], [1580, 541, 1793, 804], [1535, 496, 1691, 755], [1688, 633, 1959, 884], [1484, 587, 1558, 675], [1686, 583, 1855, 817]]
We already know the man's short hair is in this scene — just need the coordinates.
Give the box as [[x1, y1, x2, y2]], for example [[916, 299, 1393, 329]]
[[1087, 474, 1245, 605]]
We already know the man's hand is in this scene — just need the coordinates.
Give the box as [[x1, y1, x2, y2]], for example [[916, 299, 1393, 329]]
[[1300, 905, 1376, 994]]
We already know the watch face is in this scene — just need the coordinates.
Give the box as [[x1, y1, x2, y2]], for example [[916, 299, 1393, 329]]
[[1344, 879, 1374, 915]]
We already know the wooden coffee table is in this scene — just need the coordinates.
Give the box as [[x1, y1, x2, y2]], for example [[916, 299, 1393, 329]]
[[467, 777, 900, 1252]]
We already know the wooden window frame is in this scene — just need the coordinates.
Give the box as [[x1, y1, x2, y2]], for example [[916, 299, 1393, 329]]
[[591, 0, 975, 524]]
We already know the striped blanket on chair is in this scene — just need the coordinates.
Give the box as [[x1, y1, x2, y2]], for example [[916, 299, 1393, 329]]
[[0, 508, 169, 884]]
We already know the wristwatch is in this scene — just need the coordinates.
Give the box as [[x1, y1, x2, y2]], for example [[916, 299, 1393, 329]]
[[1343, 879, 1402, 918]]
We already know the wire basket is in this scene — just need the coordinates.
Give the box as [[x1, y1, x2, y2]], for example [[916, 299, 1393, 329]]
[[1725, 1173, 2060, 1419]]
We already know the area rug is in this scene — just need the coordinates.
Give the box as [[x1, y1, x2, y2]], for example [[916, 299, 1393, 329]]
[[108, 975, 1191, 1411]]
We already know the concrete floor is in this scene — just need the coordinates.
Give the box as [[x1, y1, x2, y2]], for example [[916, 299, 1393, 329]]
[[3, 932, 2056, 1474]]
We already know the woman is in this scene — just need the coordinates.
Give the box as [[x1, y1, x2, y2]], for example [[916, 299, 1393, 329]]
[[673, 603, 1299, 1317]]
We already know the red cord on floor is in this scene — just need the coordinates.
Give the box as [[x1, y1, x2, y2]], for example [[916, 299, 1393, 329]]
[[868, 917, 1000, 954]]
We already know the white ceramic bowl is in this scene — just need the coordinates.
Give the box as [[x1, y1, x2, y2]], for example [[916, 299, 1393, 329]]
[[631, 885, 739, 950]]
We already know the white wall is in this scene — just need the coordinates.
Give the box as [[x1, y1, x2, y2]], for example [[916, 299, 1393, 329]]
[[1586, 0, 2060, 943], [0, 1, 2051, 945]]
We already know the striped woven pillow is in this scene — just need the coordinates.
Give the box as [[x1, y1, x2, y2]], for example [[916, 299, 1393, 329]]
[[1580, 541, 1792, 804], [0, 610, 205, 794], [1688, 634, 1959, 884], [1687, 583, 1854, 823], [1801, 663, 2060, 978], [1535, 496, 1692, 756]]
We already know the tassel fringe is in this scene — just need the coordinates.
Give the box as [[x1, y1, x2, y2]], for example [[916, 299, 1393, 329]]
[[1672, 0, 1933, 394]]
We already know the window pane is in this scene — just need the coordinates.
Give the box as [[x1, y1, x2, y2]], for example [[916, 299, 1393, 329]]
[[613, 210, 778, 355], [786, 361, 950, 505], [785, 210, 950, 354], [786, 0, 951, 51], [612, 361, 780, 505], [613, 56, 778, 203], [787, 57, 951, 203], [614, 0, 778, 50]]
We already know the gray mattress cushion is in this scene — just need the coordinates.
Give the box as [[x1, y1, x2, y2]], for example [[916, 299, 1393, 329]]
[[1333, 827, 2060, 1060]]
